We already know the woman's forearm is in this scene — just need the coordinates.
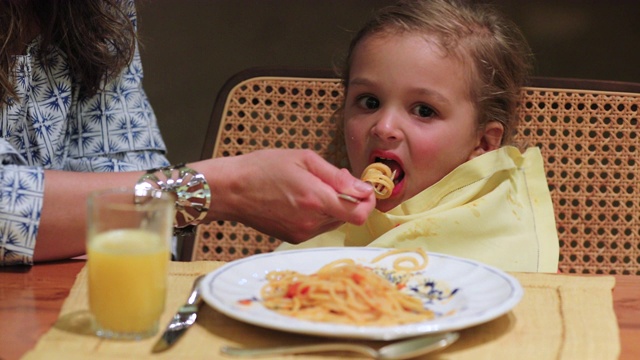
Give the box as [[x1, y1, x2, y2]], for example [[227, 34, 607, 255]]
[[34, 170, 143, 262]]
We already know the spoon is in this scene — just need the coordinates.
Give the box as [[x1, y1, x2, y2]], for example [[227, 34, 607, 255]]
[[220, 331, 459, 359]]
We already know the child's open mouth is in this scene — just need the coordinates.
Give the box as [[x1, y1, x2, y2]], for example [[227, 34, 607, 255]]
[[375, 157, 404, 185]]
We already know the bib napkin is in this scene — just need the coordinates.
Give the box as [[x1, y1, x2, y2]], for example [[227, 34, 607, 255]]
[[279, 146, 559, 273]]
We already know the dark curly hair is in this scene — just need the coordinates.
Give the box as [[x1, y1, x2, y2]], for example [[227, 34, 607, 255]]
[[0, 0, 136, 106]]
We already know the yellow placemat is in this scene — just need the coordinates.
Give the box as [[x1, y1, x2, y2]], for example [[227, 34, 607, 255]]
[[22, 263, 620, 360]]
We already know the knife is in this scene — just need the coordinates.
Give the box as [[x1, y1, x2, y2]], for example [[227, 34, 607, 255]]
[[152, 275, 204, 353]]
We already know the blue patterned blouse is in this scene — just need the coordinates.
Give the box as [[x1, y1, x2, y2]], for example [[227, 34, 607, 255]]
[[0, 1, 170, 266]]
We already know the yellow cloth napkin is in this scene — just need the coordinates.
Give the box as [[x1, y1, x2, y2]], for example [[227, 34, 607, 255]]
[[22, 262, 620, 360], [279, 146, 560, 273]]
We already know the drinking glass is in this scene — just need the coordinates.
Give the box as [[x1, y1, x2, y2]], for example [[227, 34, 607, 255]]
[[86, 188, 174, 340]]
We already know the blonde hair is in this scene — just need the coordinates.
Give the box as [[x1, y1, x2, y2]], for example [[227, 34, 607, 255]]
[[335, 0, 532, 146]]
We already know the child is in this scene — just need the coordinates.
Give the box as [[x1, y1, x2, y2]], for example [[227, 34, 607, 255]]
[[278, 0, 559, 272]]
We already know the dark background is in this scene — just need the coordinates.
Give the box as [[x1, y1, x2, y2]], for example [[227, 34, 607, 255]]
[[136, 0, 640, 164]]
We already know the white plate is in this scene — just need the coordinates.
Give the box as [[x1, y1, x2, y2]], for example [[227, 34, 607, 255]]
[[199, 247, 523, 340]]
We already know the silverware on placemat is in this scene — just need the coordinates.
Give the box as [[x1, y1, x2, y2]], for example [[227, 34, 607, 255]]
[[152, 275, 204, 353], [221, 331, 459, 359]]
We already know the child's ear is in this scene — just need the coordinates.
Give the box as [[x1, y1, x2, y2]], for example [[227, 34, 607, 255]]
[[468, 121, 504, 160]]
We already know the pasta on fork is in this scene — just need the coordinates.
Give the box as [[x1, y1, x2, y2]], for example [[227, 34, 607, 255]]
[[361, 163, 395, 199]]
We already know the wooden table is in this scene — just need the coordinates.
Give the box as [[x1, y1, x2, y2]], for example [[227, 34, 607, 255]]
[[1, 261, 639, 360]]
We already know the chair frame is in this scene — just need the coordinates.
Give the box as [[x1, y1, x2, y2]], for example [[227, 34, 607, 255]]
[[187, 66, 640, 275], [204, 66, 640, 156]]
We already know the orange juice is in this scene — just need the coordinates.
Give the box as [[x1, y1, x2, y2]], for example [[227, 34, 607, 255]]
[[88, 229, 169, 337]]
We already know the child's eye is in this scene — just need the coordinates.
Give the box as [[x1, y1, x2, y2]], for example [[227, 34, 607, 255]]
[[412, 104, 436, 118], [357, 96, 380, 110]]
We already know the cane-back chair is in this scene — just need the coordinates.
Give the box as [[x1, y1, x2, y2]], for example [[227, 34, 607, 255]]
[[189, 67, 640, 275]]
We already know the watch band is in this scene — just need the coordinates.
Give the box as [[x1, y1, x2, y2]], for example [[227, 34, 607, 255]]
[[135, 164, 211, 228]]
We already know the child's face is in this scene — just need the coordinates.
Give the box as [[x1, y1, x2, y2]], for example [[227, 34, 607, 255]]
[[344, 33, 491, 212]]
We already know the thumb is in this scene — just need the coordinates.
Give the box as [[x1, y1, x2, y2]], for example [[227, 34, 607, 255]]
[[334, 168, 374, 198], [301, 151, 373, 198]]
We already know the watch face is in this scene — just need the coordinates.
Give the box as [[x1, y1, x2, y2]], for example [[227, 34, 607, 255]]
[[135, 166, 211, 228]]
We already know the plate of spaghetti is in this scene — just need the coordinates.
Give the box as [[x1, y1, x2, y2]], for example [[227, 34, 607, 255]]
[[199, 247, 522, 340]]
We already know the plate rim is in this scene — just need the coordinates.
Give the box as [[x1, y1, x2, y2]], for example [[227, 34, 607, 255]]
[[199, 247, 523, 340]]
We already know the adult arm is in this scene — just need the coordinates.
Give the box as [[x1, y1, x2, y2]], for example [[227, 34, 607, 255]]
[[191, 149, 376, 244], [32, 149, 375, 263], [34, 170, 142, 262]]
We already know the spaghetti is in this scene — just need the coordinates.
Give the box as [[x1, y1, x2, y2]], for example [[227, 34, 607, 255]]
[[260, 248, 435, 326], [361, 163, 395, 199]]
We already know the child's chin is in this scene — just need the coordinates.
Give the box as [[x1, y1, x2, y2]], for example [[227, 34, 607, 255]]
[[376, 199, 398, 213]]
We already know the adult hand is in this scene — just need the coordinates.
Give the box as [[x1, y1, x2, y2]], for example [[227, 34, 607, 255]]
[[193, 149, 375, 243]]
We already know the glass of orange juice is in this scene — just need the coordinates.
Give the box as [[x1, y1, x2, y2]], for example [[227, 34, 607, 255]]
[[86, 187, 174, 340]]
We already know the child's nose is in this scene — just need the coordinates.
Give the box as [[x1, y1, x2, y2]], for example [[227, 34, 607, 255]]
[[371, 110, 403, 142]]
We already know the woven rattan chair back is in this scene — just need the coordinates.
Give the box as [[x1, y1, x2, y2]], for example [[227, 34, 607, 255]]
[[191, 67, 640, 275]]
